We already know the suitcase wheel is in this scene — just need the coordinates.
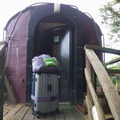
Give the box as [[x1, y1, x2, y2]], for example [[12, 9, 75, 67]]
[[37, 115, 40, 119], [55, 108, 59, 114], [32, 111, 36, 115]]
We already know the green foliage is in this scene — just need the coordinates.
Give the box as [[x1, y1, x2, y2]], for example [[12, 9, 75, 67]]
[[109, 64, 120, 69], [103, 61, 120, 90], [99, 0, 120, 47], [107, 61, 120, 69], [116, 0, 120, 3], [107, 59, 120, 90], [111, 76, 120, 90], [96, 62, 120, 91]]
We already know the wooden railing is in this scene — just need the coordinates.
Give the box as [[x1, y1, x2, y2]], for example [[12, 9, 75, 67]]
[[84, 45, 120, 120], [0, 42, 6, 120]]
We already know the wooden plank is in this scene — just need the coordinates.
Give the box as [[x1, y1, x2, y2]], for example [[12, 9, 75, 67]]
[[44, 114, 56, 120], [3, 103, 16, 116], [105, 57, 120, 65], [56, 111, 65, 120], [85, 56, 93, 120], [0, 78, 4, 120], [72, 109, 85, 120], [85, 44, 120, 55], [3, 102, 86, 120], [0, 43, 6, 76], [64, 110, 75, 120], [22, 107, 34, 120], [13, 105, 29, 120], [4, 75, 16, 103], [3, 102, 10, 107], [0, 66, 6, 120], [0, 41, 5, 44], [0, 41, 5, 45], [3, 104, 24, 120], [85, 49, 120, 120], [105, 114, 113, 119], [85, 69, 105, 120], [107, 69, 120, 74], [0, 66, 6, 81], [85, 96, 93, 120], [0, 47, 5, 77], [0, 42, 5, 55], [87, 85, 93, 120]]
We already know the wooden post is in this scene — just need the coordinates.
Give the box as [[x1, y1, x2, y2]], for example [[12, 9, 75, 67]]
[[0, 76, 4, 120], [85, 48, 120, 120], [85, 68, 106, 120], [85, 56, 93, 120], [0, 67, 6, 120], [4, 75, 16, 103], [0, 42, 6, 120], [85, 95, 93, 120]]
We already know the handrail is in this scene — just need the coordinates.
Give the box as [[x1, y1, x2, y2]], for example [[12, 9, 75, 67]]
[[0, 67, 6, 120], [85, 44, 120, 55], [0, 42, 6, 120], [105, 57, 120, 66], [84, 45, 120, 120]]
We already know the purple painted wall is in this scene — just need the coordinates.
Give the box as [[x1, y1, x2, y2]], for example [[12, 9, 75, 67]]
[[5, 10, 32, 102]]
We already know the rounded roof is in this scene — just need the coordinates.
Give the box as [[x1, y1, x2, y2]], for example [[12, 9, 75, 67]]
[[5, 2, 102, 45]]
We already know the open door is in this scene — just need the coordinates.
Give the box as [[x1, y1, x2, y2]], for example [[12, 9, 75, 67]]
[[42, 25, 73, 102], [59, 28, 71, 102]]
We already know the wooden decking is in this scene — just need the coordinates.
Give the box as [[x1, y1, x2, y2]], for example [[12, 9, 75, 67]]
[[3, 102, 86, 120]]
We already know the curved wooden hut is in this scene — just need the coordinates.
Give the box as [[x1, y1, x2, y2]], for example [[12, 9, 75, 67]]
[[4, 3, 102, 103]]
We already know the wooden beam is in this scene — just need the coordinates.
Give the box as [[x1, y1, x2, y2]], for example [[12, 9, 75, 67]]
[[105, 57, 120, 65], [0, 42, 6, 55], [0, 42, 6, 120], [0, 66, 6, 120], [85, 68, 105, 120], [0, 77, 4, 120], [85, 48, 120, 120], [105, 114, 113, 120], [3, 104, 24, 120], [0, 66, 6, 82], [107, 69, 120, 74], [85, 45, 120, 55], [4, 75, 16, 103], [0, 41, 5, 45], [85, 96, 93, 120], [85, 56, 93, 120]]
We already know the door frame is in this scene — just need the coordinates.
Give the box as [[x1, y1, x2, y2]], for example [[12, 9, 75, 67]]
[[27, 4, 84, 103]]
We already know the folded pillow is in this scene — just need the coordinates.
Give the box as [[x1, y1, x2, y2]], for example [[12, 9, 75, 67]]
[[43, 57, 57, 67]]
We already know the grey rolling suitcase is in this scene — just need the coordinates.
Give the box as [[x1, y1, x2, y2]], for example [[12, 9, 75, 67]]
[[31, 73, 59, 114]]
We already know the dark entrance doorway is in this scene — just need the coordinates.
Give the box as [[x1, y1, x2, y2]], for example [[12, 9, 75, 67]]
[[44, 26, 73, 102], [33, 20, 74, 102]]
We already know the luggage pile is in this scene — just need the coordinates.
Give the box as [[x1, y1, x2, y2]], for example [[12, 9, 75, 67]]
[[32, 54, 61, 74], [31, 54, 60, 116]]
